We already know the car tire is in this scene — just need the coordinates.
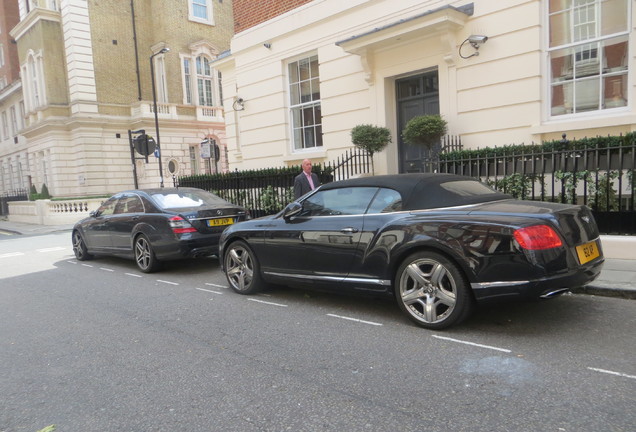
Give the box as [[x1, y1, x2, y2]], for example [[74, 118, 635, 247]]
[[395, 251, 473, 330], [134, 234, 161, 273], [72, 230, 94, 261], [224, 240, 265, 294]]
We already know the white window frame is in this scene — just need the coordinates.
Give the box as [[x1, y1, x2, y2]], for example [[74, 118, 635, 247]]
[[19, 102, 25, 129], [1, 112, 8, 141], [195, 55, 215, 106], [547, 0, 630, 117], [9, 106, 18, 136], [287, 54, 323, 152], [0, 44, 5, 67], [153, 53, 168, 103], [189, 146, 200, 175], [182, 57, 193, 105], [180, 44, 221, 107], [22, 51, 45, 111], [188, 0, 214, 25]]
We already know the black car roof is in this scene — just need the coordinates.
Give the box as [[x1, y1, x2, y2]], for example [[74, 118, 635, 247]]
[[118, 187, 202, 195], [318, 173, 511, 210]]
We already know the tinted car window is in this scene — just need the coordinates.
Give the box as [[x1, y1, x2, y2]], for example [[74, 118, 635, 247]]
[[367, 188, 402, 213], [115, 195, 144, 214], [98, 197, 118, 216], [302, 187, 378, 216], [150, 190, 227, 209]]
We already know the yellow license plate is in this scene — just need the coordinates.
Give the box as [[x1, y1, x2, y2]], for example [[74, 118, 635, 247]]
[[576, 240, 600, 265], [207, 217, 233, 227]]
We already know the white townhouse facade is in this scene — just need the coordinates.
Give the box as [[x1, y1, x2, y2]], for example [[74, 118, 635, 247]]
[[217, 0, 634, 174]]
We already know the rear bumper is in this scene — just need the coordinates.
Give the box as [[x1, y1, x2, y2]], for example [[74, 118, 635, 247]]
[[153, 234, 221, 260], [471, 257, 605, 302]]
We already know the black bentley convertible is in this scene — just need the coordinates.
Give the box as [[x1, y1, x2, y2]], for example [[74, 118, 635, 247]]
[[219, 173, 604, 329]]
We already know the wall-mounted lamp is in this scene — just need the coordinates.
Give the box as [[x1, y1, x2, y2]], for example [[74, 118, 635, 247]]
[[233, 97, 245, 111], [459, 34, 488, 59], [263, 43, 272, 49]]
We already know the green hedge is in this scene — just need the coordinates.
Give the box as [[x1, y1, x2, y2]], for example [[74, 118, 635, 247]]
[[441, 132, 636, 161]]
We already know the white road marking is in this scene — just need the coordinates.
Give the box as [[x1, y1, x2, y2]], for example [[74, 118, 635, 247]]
[[205, 282, 228, 289], [125, 273, 142, 278], [37, 247, 66, 253], [81, 264, 93, 268], [0, 252, 25, 258], [327, 313, 383, 326], [196, 287, 223, 295], [157, 280, 179, 286], [247, 298, 288, 307], [99, 267, 115, 272], [432, 335, 512, 353], [588, 367, 636, 380]]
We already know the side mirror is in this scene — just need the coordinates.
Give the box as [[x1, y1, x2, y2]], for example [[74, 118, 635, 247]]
[[282, 202, 302, 220]]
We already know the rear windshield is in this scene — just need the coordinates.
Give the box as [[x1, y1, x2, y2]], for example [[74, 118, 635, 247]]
[[406, 179, 509, 210], [439, 180, 500, 197], [151, 190, 227, 209]]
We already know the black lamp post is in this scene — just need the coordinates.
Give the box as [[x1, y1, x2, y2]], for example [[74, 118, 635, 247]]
[[150, 47, 169, 187]]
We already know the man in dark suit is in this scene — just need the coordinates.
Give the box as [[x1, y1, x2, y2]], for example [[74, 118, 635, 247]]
[[294, 158, 320, 199]]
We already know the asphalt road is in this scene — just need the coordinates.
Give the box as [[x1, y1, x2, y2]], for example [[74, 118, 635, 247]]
[[1, 233, 635, 432]]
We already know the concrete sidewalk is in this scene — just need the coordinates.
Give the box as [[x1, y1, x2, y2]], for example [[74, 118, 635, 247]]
[[0, 217, 634, 299]]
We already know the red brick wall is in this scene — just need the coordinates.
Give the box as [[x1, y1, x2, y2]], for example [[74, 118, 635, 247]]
[[0, 0, 21, 85], [233, 0, 313, 33]]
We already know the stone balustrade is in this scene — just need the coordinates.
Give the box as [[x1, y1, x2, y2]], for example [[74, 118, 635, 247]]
[[8, 198, 104, 225]]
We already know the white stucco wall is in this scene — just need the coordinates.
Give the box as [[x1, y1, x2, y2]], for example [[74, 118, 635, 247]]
[[218, 0, 636, 174]]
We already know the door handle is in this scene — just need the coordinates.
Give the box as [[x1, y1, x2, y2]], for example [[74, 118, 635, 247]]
[[341, 227, 359, 234]]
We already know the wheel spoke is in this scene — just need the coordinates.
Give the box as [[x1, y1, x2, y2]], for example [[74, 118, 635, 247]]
[[229, 248, 243, 266], [401, 287, 426, 304], [136, 240, 149, 268], [435, 286, 456, 307], [406, 263, 429, 286], [423, 296, 438, 322], [429, 263, 447, 286]]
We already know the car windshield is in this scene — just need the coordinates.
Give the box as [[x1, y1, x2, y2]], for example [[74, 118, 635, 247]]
[[151, 190, 227, 209]]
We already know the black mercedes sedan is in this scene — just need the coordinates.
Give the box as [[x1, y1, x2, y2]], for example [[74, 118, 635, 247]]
[[72, 187, 249, 273], [219, 173, 604, 330]]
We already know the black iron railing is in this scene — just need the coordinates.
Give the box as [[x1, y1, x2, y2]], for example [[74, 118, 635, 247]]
[[434, 135, 635, 234], [178, 147, 372, 217], [0, 188, 29, 216]]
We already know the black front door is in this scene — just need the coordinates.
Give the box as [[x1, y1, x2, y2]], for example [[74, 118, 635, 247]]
[[397, 70, 440, 173]]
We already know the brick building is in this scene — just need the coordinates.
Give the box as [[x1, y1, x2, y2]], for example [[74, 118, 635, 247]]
[[0, 0, 234, 198], [0, 0, 25, 194]]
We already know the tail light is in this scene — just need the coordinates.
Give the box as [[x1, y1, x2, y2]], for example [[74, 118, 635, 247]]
[[513, 225, 563, 250], [169, 216, 197, 234]]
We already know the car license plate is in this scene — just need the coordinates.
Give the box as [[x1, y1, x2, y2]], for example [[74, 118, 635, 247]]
[[207, 217, 233, 227], [576, 240, 600, 265]]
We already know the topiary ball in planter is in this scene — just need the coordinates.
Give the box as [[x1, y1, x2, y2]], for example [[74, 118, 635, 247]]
[[402, 115, 447, 148], [351, 124, 391, 156]]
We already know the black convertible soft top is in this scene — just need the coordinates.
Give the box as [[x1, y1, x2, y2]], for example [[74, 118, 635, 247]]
[[318, 173, 511, 210]]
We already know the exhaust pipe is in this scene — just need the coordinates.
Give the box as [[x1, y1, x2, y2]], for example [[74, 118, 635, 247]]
[[540, 288, 570, 299]]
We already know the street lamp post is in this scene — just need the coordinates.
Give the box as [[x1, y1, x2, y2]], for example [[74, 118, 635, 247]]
[[150, 47, 169, 187]]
